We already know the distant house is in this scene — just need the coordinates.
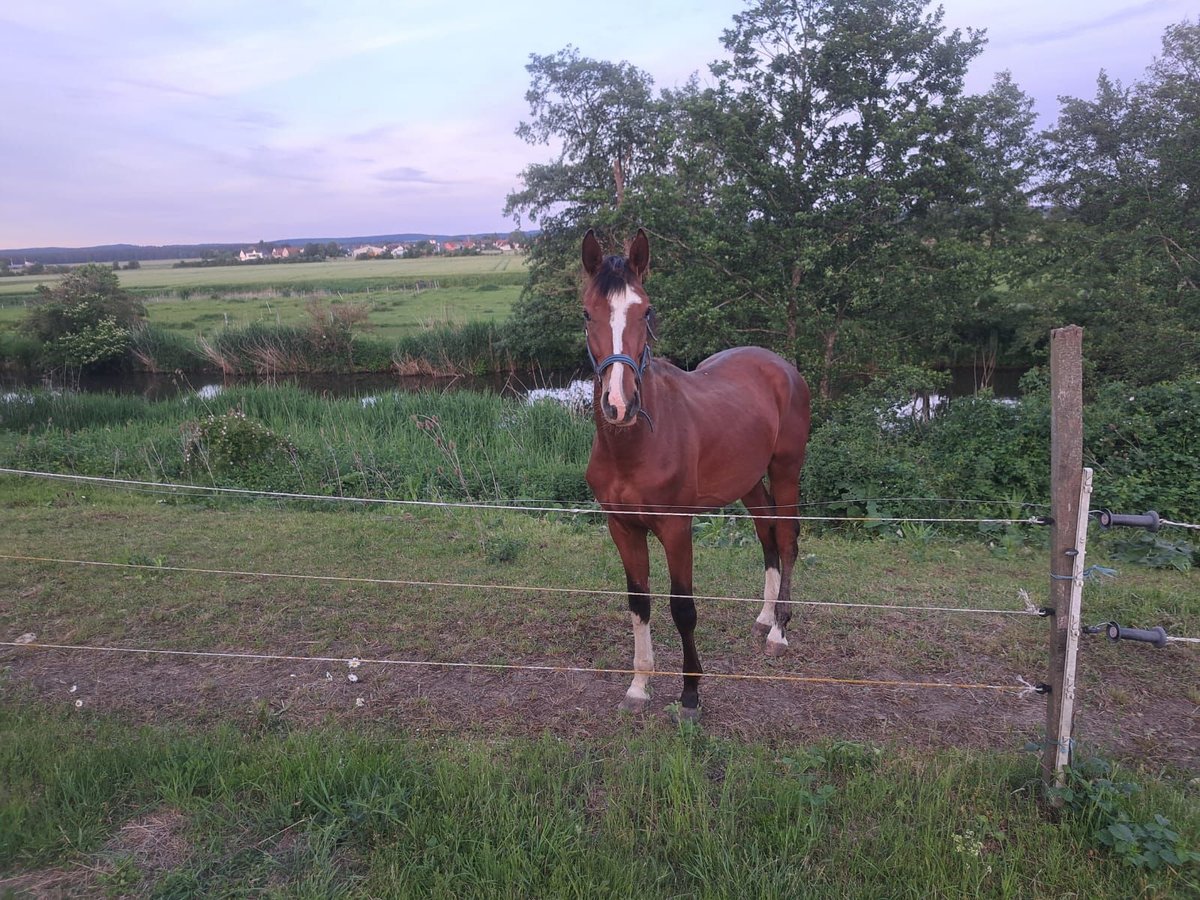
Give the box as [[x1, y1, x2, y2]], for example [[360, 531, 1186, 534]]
[[270, 246, 301, 259], [239, 249, 264, 261], [352, 245, 387, 259]]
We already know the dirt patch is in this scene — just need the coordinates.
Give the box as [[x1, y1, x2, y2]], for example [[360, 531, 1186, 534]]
[[0, 808, 190, 899], [3, 613, 1196, 771]]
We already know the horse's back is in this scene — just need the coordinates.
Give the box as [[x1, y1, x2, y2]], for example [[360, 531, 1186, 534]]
[[692, 346, 810, 421]]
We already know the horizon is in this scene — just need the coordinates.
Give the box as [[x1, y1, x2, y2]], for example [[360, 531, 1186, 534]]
[[2, 0, 1193, 248]]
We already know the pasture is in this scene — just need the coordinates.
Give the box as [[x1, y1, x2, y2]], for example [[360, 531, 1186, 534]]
[[1, 475, 1197, 896], [0, 256, 527, 345], [0, 255, 528, 298]]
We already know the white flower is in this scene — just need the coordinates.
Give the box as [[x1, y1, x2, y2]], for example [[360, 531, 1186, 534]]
[[355, 698, 365, 708], [74, 699, 83, 708], [348, 657, 361, 669], [347, 673, 359, 683], [69, 684, 77, 693]]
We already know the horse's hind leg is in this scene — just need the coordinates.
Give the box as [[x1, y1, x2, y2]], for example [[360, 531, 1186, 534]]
[[763, 458, 803, 656], [743, 481, 783, 648], [607, 517, 654, 713]]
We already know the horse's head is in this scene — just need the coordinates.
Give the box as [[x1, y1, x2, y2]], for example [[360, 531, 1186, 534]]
[[581, 228, 657, 427]]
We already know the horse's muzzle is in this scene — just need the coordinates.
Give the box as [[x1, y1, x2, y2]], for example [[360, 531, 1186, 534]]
[[601, 389, 641, 426]]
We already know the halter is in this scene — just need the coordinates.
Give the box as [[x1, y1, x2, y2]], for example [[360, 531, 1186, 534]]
[[585, 302, 657, 380], [585, 314, 658, 430]]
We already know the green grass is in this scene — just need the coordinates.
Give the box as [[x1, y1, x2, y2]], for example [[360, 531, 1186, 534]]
[[0, 255, 528, 299], [0, 699, 1196, 896], [0, 258, 529, 359], [0, 467, 1196, 894]]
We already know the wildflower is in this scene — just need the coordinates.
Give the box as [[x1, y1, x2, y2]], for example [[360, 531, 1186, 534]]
[[355, 698, 365, 708]]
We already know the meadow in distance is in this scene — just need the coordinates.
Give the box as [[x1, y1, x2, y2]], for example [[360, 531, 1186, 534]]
[[0, 255, 528, 347]]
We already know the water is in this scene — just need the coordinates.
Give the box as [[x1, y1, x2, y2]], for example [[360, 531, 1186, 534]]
[[0, 369, 590, 402], [0, 365, 1024, 405]]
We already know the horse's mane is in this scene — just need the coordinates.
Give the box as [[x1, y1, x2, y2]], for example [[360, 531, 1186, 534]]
[[591, 255, 636, 299]]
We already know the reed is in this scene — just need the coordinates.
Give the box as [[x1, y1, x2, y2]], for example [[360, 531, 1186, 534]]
[[0, 384, 595, 504]]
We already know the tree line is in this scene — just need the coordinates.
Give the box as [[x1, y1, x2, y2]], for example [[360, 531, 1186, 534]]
[[503, 1, 1199, 395]]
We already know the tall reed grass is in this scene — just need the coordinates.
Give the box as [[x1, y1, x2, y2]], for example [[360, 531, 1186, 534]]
[[0, 385, 595, 503]]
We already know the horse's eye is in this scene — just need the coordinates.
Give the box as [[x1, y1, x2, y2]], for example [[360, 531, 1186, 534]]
[[645, 307, 654, 319], [583, 311, 592, 322]]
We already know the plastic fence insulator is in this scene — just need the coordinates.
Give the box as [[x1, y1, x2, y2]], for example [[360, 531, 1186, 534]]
[[1104, 622, 1168, 649], [1096, 510, 1160, 532]]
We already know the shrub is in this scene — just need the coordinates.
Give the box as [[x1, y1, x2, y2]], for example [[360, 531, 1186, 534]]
[[182, 408, 301, 490]]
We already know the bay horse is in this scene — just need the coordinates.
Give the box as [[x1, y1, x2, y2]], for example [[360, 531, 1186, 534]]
[[582, 229, 811, 720]]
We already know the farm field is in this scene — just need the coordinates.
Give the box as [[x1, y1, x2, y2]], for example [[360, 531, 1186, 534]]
[[0, 255, 528, 297], [0, 255, 528, 343], [1, 477, 1197, 896]]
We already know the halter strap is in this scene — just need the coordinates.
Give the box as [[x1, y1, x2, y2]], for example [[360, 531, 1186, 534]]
[[585, 319, 655, 384], [587, 342, 652, 383]]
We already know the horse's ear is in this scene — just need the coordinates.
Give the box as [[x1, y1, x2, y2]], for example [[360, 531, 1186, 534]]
[[627, 228, 650, 281], [582, 230, 603, 276]]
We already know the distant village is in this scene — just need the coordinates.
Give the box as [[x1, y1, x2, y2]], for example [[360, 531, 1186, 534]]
[[235, 236, 523, 263], [2, 235, 526, 274]]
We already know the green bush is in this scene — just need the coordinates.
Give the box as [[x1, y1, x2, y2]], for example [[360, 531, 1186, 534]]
[[1085, 378, 1200, 521], [182, 408, 301, 490]]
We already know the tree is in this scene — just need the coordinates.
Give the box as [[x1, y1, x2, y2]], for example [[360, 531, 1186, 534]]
[[1038, 19, 1200, 383], [504, 2, 1043, 388], [681, 0, 988, 395], [25, 263, 145, 373], [504, 47, 665, 364]]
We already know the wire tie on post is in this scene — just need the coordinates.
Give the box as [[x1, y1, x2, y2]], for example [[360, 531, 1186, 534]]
[[1016, 676, 1050, 699]]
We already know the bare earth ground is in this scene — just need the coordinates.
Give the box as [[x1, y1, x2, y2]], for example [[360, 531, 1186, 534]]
[[1, 614, 1196, 898], [3, 613, 1195, 770]]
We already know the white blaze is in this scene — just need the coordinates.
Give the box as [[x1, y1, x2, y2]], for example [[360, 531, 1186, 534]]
[[605, 287, 643, 418]]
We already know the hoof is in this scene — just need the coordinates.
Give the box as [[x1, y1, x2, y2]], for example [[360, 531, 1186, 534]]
[[751, 621, 771, 642], [765, 639, 789, 658], [619, 694, 650, 714], [667, 702, 701, 724]]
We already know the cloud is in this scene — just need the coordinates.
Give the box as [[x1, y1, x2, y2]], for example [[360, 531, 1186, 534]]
[[990, 1, 1185, 49], [376, 167, 439, 184]]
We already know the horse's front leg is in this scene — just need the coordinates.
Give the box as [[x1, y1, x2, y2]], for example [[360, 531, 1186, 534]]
[[607, 516, 654, 712], [657, 518, 702, 719]]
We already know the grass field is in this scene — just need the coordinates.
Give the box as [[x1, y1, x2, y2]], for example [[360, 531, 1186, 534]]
[[0, 255, 528, 297], [0, 476, 1197, 896], [0, 255, 528, 345]]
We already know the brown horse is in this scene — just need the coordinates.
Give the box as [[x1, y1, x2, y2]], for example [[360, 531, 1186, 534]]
[[582, 229, 811, 719]]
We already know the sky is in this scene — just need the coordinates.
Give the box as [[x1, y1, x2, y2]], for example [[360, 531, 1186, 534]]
[[0, 0, 1193, 249]]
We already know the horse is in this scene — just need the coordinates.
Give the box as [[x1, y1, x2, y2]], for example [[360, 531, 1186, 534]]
[[582, 229, 812, 720]]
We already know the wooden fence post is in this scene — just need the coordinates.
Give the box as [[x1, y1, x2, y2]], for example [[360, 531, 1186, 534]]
[[1043, 325, 1086, 794]]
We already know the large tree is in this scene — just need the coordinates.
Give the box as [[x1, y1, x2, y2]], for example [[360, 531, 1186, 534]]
[[1037, 20, 1200, 383], [505, 2, 1044, 390], [504, 48, 665, 365]]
